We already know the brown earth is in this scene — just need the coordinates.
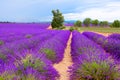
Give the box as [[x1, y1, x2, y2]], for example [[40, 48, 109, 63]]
[[52, 29, 113, 80], [47, 25, 52, 29], [53, 33, 73, 80], [92, 32, 111, 36]]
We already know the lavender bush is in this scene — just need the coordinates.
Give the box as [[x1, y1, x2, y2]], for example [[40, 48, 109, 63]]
[[108, 33, 120, 40], [0, 51, 59, 80], [69, 31, 120, 80], [38, 30, 70, 63], [83, 31, 120, 60]]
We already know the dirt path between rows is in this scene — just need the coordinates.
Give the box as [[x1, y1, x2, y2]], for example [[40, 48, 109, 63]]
[[53, 33, 73, 80]]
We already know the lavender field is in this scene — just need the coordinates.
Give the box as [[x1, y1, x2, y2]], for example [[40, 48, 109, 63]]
[[0, 23, 120, 80], [0, 23, 50, 32]]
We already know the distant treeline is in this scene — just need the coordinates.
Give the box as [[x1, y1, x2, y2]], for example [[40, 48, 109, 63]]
[[74, 18, 120, 28]]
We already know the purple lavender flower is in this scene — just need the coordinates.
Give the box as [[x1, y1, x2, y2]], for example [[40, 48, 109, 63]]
[[69, 31, 120, 80], [108, 33, 120, 40]]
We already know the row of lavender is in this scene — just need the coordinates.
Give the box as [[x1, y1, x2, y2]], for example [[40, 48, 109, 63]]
[[69, 31, 120, 80], [0, 22, 50, 29], [0, 30, 49, 46], [0, 30, 70, 80], [83, 32, 120, 60]]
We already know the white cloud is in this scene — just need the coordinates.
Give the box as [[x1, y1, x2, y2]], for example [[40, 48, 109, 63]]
[[106, 2, 120, 7], [0, 0, 120, 22], [64, 1, 120, 22]]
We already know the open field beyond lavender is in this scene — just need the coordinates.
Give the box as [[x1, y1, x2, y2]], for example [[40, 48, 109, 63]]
[[65, 26, 120, 33], [0, 23, 120, 80]]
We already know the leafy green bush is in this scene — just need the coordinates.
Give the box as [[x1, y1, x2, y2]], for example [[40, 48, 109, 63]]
[[91, 19, 99, 26], [99, 21, 108, 27], [69, 27, 75, 32], [111, 20, 120, 28], [74, 20, 82, 27], [83, 18, 91, 27]]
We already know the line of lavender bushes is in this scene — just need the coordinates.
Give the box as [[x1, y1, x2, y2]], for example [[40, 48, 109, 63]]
[[82, 31, 120, 60], [0, 30, 70, 80], [69, 31, 120, 80]]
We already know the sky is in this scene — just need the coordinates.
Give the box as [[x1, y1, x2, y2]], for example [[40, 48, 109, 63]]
[[0, 0, 120, 22]]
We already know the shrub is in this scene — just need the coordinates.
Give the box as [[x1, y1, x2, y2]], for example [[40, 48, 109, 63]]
[[99, 21, 108, 27], [91, 19, 99, 26], [74, 20, 82, 27], [83, 18, 91, 27], [69, 27, 75, 32], [111, 20, 120, 28]]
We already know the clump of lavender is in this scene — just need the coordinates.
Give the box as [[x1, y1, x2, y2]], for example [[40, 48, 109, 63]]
[[69, 31, 120, 80], [25, 34, 32, 38], [108, 33, 120, 40], [83, 31, 120, 60], [38, 30, 70, 63], [0, 51, 59, 80], [82, 31, 106, 45], [0, 40, 4, 46], [40, 48, 56, 61], [69, 60, 120, 80]]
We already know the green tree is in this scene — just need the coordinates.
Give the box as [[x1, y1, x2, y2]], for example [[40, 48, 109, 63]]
[[51, 9, 64, 29], [83, 18, 91, 27], [91, 19, 99, 26], [99, 21, 108, 27], [74, 20, 82, 27], [111, 20, 120, 28]]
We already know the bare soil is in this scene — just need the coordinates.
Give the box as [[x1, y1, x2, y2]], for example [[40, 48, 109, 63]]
[[47, 26, 52, 29], [92, 32, 111, 36], [53, 33, 73, 80]]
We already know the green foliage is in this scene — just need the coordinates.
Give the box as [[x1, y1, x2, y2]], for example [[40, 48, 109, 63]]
[[74, 20, 82, 27], [83, 18, 91, 27], [57, 26, 65, 30], [111, 20, 120, 28], [76, 61, 120, 80], [69, 27, 75, 32], [0, 53, 6, 60], [0, 40, 4, 46], [91, 19, 99, 26], [51, 9, 64, 29], [22, 54, 45, 72], [0, 77, 4, 80], [25, 34, 32, 38], [99, 21, 108, 27], [69, 27, 79, 32], [0, 72, 16, 80], [40, 48, 56, 60]]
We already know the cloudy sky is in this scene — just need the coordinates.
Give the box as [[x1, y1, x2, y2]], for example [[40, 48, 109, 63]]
[[0, 0, 120, 22]]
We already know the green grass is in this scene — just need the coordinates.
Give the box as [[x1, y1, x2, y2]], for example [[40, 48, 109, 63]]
[[79, 27, 120, 33], [65, 27, 120, 33]]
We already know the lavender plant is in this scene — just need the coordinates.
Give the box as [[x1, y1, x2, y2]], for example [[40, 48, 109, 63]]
[[108, 33, 120, 40], [0, 51, 59, 80], [38, 30, 70, 63], [69, 31, 120, 80], [83, 31, 120, 60]]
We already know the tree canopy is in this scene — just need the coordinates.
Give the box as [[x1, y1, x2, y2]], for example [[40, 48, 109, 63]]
[[51, 9, 64, 29]]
